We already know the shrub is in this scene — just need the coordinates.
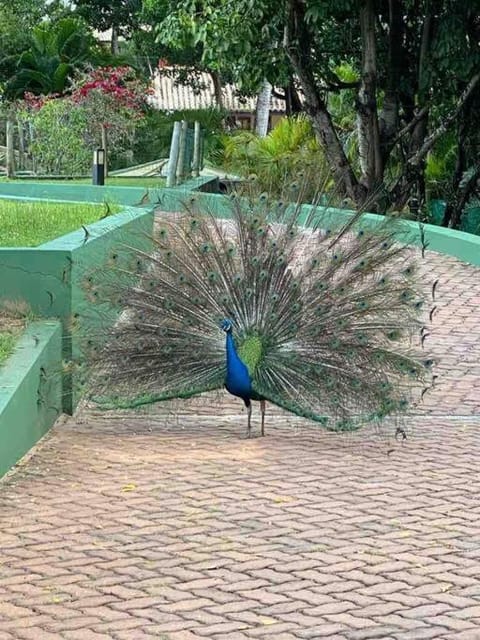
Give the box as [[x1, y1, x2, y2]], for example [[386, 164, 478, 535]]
[[18, 97, 91, 174], [215, 116, 330, 200]]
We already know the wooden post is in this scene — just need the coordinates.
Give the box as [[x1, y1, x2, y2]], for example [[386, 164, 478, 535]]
[[101, 124, 108, 178], [28, 122, 37, 174], [17, 121, 25, 170], [6, 118, 15, 178], [192, 121, 201, 177], [166, 121, 181, 187], [176, 120, 188, 184]]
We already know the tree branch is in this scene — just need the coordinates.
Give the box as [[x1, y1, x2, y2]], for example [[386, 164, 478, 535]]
[[391, 106, 429, 149], [409, 72, 480, 168]]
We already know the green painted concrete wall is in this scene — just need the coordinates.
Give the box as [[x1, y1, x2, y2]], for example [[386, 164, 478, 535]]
[[0, 175, 217, 207], [156, 190, 480, 267], [0, 321, 62, 479], [0, 207, 155, 413]]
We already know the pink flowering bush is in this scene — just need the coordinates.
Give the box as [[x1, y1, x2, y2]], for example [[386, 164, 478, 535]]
[[71, 66, 149, 156], [16, 66, 149, 174]]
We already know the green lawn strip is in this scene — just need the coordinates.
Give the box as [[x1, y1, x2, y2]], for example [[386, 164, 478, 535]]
[[0, 199, 117, 247], [0, 177, 165, 188]]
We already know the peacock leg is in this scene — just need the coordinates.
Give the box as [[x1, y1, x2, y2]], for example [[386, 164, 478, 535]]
[[246, 401, 252, 438], [260, 399, 266, 436]]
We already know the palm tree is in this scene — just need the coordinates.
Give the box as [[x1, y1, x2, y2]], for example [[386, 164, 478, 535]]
[[6, 18, 94, 97]]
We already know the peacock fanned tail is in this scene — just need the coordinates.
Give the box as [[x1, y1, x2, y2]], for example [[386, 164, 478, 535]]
[[78, 190, 433, 430]]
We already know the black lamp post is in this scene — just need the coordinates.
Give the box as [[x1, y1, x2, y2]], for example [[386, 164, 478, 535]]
[[92, 148, 105, 186]]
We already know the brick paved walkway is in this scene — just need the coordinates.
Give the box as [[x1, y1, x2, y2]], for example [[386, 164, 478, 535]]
[[0, 247, 479, 640]]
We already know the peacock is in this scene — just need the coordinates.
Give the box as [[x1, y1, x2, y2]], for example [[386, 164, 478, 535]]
[[79, 187, 434, 437]]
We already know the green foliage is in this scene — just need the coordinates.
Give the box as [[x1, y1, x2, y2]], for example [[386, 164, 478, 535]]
[[5, 17, 95, 98], [75, 0, 141, 37], [425, 132, 458, 200], [0, 0, 54, 88], [0, 199, 115, 247], [18, 98, 91, 174], [216, 116, 329, 198]]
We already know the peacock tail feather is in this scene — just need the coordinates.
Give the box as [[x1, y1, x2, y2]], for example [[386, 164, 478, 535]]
[[78, 188, 433, 431]]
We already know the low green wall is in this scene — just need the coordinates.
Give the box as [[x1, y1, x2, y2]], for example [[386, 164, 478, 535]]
[[156, 190, 480, 267], [0, 321, 62, 479], [0, 175, 217, 206], [0, 207, 155, 413]]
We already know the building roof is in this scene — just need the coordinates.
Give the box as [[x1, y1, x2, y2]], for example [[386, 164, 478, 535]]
[[150, 69, 286, 114]]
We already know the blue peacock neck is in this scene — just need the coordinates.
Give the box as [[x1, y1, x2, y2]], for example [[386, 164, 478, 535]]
[[224, 330, 252, 400]]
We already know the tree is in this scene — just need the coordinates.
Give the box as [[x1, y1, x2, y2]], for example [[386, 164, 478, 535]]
[[147, 0, 480, 227], [70, 65, 148, 172], [0, 0, 49, 89], [5, 17, 96, 98], [74, 0, 142, 54], [255, 79, 272, 137]]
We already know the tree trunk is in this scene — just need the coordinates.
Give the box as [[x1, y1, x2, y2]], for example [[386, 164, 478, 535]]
[[286, 79, 303, 115], [111, 26, 119, 55], [442, 86, 480, 229], [255, 79, 272, 137], [284, 0, 362, 203], [378, 0, 404, 164], [210, 71, 224, 110], [356, 0, 382, 195]]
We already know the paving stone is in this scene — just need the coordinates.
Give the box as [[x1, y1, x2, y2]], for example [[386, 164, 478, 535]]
[[0, 245, 479, 640]]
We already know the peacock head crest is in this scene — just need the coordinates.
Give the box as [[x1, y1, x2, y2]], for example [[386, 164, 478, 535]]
[[220, 318, 233, 333]]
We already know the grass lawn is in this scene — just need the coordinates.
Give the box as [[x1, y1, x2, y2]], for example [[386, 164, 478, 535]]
[[0, 176, 165, 188], [0, 199, 115, 247], [0, 314, 25, 366]]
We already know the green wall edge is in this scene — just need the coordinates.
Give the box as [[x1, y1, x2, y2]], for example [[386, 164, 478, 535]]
[[156, 190, 480, 267], [0, 320, 62, 479]]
